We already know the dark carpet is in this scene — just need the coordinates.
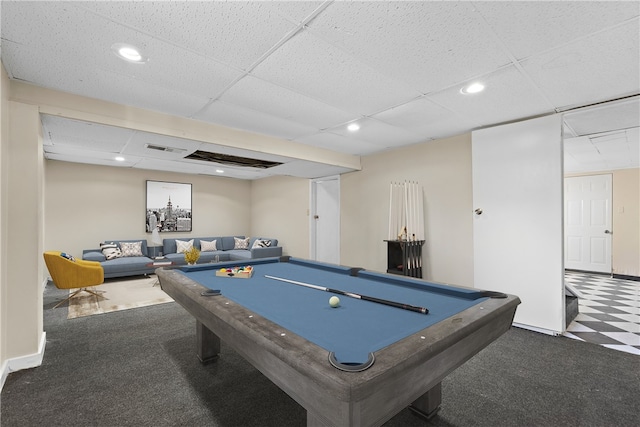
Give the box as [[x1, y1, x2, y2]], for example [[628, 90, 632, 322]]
[[1, 282, 638, 426]]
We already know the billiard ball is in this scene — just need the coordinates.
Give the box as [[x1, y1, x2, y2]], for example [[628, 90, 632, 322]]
[[329, 296, 340, 308]]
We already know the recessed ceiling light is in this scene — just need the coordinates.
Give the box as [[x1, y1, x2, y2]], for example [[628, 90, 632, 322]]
[[460, 82, 485, 94], [115, 156, 125, 162], [111, 43, 147, 64], [216, 169, 224, 174], [347, 123, 360, 132]]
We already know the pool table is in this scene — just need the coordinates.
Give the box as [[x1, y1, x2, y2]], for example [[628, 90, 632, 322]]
[[157, 257, 520, 426]]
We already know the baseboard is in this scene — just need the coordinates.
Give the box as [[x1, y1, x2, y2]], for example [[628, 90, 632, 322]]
[[613, 273, 640, 282], [0, 359, 8, 392], [0, 332, 46, 393], [566, 269, 640, 282], [512, 323, 560, 336]]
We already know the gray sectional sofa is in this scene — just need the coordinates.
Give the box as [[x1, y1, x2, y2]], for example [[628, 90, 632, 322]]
[[82, 236, 282, 279], [162, 236, 281, 265], [82, 239, 155, 279]]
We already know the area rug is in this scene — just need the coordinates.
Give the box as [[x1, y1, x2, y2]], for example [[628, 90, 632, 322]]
[[67, 275, 173, 319]]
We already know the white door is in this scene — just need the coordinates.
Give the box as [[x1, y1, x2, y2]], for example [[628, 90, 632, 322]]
[[473, 114, 565, 334], [565, 174, 612, 273], [310, 176, 340, 264]]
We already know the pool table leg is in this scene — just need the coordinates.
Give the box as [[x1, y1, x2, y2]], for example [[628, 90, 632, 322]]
[[196, 320, 220, 363], [409, 382, 442, 419]]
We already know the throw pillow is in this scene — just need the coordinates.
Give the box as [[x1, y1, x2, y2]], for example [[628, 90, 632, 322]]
[[176, 239, 194, 254], [200, 239, 217, 252], [234, 237, 250, 250], [100, 243, 122, 260], [251, 239, 272, 249], [60, 252, 76, 262], [120, 241, 144, 257]]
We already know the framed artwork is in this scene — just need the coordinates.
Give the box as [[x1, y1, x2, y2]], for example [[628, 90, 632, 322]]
[[146, 180, 192, 233]]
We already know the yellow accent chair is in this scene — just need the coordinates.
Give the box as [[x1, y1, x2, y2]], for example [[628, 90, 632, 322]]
[[43, 251, 105, 308]]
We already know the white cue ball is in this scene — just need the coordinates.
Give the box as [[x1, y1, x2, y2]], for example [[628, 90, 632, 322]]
[[329, 296, 340, 308]]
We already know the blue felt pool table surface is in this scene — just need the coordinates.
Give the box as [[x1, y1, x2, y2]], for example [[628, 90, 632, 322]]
[[179, 257, 489, 366]]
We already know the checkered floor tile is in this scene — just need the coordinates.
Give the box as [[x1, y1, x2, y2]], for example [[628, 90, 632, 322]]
[[563, 271, 640, 355]]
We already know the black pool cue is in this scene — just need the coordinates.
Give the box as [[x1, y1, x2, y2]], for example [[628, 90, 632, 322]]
[[264, 275, 429, 315]]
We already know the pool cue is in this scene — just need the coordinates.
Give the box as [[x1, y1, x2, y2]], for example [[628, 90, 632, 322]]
[[264, 275, 429, 315]]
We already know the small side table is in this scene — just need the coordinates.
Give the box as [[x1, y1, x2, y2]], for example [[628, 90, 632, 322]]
[[146, 261, 174, 286]]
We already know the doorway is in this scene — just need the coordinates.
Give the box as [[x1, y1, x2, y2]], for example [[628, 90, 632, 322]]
[[564, 174, 613, 273], [310, 176, 340, 264]]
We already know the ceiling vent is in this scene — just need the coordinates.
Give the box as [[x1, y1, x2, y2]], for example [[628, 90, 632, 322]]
[[145, 143, 186, 153], [185, 150, 283, 169]]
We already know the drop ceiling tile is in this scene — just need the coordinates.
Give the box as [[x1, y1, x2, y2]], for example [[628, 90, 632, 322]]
[[75, 1, 318, 70], [522, 20, 640, 110], [474, 1, 640, 60], [372, 97, 478, 140], [220, 75, 355, 129], [595, 141, 630, 154], [326, 117, 425, 148], [307, 1, 512, 93], [44, 146, 140, 165], [251, 30, 421, 115], [134, 158, 215, 176], [564, 137, 596, 154], [563, 98, 640, 136], [2, 2, 237, 106], [195, 100, 318, 140], [41, 116, 132, 152], [267, 160, 355, 179], [427, 65, 553, 127], [4, 41, 212, 117]]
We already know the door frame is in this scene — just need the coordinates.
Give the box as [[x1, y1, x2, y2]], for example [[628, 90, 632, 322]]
[[564, 174, 613, 274], [309, 175, 340, 263]]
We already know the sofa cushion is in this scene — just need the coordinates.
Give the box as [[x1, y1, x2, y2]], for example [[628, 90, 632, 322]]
[[105, 240, 149, 257], [100, 256, 153, 275], [218, 236, 238, 251], [83, 251, 106, 262], [233, 237, 250, 250], [120, 241, 144, 257], [176, 239, 194, 253], [200, 239, 217, 252], [251, 239, 272, 249], [227, 249, 253, 260], [100, 242, 122, 260]]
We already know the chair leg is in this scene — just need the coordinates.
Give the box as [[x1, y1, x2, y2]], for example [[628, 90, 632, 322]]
[[53, 288, 103, 309]]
